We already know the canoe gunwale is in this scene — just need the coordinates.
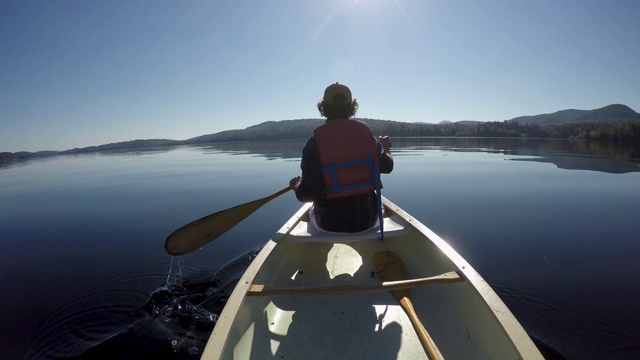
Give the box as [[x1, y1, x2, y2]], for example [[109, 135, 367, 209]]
[[200, 203, 311, 359], [381, 198, 543, 359]]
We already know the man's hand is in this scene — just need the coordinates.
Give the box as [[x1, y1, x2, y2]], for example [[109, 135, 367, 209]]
[[289, 176, 301, 190], [378, 136, 392, 153]]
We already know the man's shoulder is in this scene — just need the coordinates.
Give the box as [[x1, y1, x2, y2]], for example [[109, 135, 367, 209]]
[[304, 135, 317, 147], [302, 136, 319, 157]]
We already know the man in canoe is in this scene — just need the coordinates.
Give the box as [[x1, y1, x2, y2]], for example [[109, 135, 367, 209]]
[[289, 82, 394, 232]]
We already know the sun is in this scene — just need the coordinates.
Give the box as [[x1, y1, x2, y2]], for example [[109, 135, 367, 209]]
[[314, 0, 413, 39]]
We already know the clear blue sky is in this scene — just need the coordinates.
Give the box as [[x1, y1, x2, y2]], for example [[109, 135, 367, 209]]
[[1, 0, 639, 152]]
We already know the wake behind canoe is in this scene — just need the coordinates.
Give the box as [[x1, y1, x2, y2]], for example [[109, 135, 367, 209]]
[[201, 197, 543, 359]]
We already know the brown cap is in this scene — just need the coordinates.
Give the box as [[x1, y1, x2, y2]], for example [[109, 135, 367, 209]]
[[323, 82, 352, 105]]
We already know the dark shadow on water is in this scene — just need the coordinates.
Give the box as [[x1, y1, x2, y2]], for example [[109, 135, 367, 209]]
[[25, 249, 261, 360], [493, 283, 640, 360], [509, 155, 640, 173]]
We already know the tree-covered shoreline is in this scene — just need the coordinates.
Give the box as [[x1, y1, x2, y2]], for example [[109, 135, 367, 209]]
[[2, 119, 638, 164], [3, 103, 639, 163], [364, 119, 640, 142]]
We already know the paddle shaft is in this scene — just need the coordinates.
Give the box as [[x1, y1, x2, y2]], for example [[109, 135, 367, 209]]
[[398, 296, 444, 360], [375, 252, 444, 360], [165, 186, 291, 255]]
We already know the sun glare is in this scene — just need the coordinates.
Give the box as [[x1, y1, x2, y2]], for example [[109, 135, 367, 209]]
[[314, 0, 413, 39]]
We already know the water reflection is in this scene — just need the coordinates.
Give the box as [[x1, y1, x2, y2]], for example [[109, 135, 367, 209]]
[[196, 140, 306, 160], [4, 138, 637, 173], [197, 137, 640, 173], [392, 138, 640, 173]]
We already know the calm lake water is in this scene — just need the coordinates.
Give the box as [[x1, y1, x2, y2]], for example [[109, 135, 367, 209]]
[[1, 138, 639, 359]]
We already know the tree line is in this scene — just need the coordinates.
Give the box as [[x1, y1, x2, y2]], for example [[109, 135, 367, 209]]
[[362, 119, 640, 143], [3, 118, 638, 163], [185, 118, 640, 144]]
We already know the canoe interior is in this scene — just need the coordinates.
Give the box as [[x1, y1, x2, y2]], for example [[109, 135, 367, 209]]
[[202, 198, 542, 359]]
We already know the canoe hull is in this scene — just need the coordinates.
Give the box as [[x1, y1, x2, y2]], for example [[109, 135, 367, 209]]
[[202, 198, 543, 359]]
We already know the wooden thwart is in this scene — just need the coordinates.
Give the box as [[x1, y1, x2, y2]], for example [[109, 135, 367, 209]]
[[247, 270, 463, 297]]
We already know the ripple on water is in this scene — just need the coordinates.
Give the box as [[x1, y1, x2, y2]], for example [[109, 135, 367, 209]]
[[25, 249, 260, 359], [492, 283, 640, 360]]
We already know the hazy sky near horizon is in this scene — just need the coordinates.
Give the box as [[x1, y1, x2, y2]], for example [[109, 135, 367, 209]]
[[1, 0, 639, 152]]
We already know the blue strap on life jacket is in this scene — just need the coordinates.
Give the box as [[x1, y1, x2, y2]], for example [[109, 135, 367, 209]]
[[322, 154, 376, 195], [371, 158, 384, 244], [321, 152, 384, 243]]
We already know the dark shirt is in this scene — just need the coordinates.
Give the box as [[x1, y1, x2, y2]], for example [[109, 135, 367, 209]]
[[294, 135, 394, 232]]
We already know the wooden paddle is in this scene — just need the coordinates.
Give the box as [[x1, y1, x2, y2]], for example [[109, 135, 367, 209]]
[[165, 186, 291, 256], [374, 251, 444, 360]]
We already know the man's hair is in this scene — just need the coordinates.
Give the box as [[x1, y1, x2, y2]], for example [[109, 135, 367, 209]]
[[317, 99, 359, 119]]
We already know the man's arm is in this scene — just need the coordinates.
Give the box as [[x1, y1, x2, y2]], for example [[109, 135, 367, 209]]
[[378, 136, 394, 174], [294, 137, 324, 202]]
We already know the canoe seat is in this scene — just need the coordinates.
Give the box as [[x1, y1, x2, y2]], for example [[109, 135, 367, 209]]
[[285, 212, 411, 242]]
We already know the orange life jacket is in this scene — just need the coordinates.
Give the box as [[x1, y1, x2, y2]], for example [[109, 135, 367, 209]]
[[314, 119, 382, 199]]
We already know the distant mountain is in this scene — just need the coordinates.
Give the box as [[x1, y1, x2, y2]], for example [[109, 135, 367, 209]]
[[453, 120, 481, 126], [438, 120, 481, 125], [0, 151, 59, 163], [61, 139, 180, 154], [184, 119, 324, 144], [2, 104, 639, 161], [245, 119, 323, 131], [577, 104, 640, 122], [510, 104, 640, 125]]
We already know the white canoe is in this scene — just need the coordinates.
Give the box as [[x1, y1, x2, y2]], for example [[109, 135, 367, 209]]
[[201, 197, 543, 359]]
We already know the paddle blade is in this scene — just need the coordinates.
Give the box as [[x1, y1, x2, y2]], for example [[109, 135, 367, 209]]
[[165, 187, 291, 255]]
